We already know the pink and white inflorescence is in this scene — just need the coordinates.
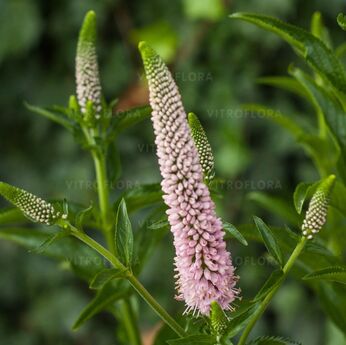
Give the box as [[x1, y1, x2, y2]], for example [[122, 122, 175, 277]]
[[139, 42, 239, 315]]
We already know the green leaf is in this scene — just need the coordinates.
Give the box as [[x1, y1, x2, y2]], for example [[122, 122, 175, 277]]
[[330, 180, 346, 214], [133, 208, 169, 275], [337, 13, 346, 31], [296, 133, 337, 176], [242, 104, 337, 174], [293, 181, 318, 214], [248, 335, 302, 344], [114, 183, 163, 213], [223, 222, 248, 246], [73, 280, 130, 329], [291, 67, 346, 148], [0, 227, 104, 280], [223, 301, 259, 338], [318, 283, 346, 336], [335, 42, 346, 58], [256, 76, 309, 99], [236, 224, 342, 278], [167, 335, 216, 345], [253, 270, 284, 302], [253, 216, 284, 267], [89, 268, 127, 289], [310, 11, 332, 48], [0, 207, 26, 225], [229, 12, 346, 93], [248, 192, 301, 225], [111, 105, 151, 135], [148, 218, 169, 230], [75, 203, 94, 231], [115, 199, 133, 267], [25, 102, 74, 130], [303, 266, 346, 284], [31, 229, 70, 254]]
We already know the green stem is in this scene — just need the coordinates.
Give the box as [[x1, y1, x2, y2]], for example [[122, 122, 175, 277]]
[[119, 299, 142, 345], [237, 236, 308, 345], [82, 125, 114, 253], [91, 150, 114, 252], [61, 221, 186, 338], [127, 274, 186, 338], [92, 151, 110, 225]]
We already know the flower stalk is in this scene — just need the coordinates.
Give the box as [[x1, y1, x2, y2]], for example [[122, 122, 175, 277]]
[[58, 219, 186, 338], [237, 236, 307, 345], [139, 41, 238, 316], [238, 175, 335, 344]]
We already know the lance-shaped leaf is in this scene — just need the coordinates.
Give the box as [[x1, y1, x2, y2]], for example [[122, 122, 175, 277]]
[[253, 269, 284, 302], [111, 105, 152, 135], [0, 227, 104, 280], [25, 102, 74, 131], [114, 183, 163, 213], [0, 207, 27, 225], [301, 175, 336, 239], [229, 12, 346, 93], [247, 335, 302, 344], [293, 181, 319, 214], [167, 335, 216, 345], [73, 280, 130, 329], [114, 199, 133, 267], [76, 10, 102, 118], [0, 182, 62, 225], [89, 268, 127, 289], [223, 300, 259, 338], [318, 283, 346, 336], [253, 216, 284, 267], [256, 76, 309, 99], [188, 112, 215, 182], [303, 266, 346, 284], [290, 67, 346, 149], [223, 222, 248, 246]]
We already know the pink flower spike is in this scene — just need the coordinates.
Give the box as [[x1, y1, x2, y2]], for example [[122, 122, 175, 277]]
[[138, 41, 239, 316]]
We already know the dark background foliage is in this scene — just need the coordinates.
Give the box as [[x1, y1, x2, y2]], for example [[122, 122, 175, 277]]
[[0, 0, 345, 344]]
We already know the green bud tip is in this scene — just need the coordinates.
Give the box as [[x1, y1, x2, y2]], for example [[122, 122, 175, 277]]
[[210, 301, 229, 335], [138, 41, 157, 61], [188, 112, 215, 181], [79, 11, 97, 45], [302, 175, 335, 239]]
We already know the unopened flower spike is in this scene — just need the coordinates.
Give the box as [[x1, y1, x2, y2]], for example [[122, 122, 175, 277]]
[[302, 175, 336, 239], [76, 10, 102, 119], [188, 112, 215, 182], [139, 41, 239, 316], [0, 182, 64, 225], [210, 301, 229, 336]]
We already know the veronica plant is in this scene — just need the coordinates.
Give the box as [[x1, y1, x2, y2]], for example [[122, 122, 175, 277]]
[[0, 9, 345, 345]]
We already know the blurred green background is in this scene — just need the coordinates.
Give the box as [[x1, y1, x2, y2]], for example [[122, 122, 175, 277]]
[[0, 0, 345, 344]]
